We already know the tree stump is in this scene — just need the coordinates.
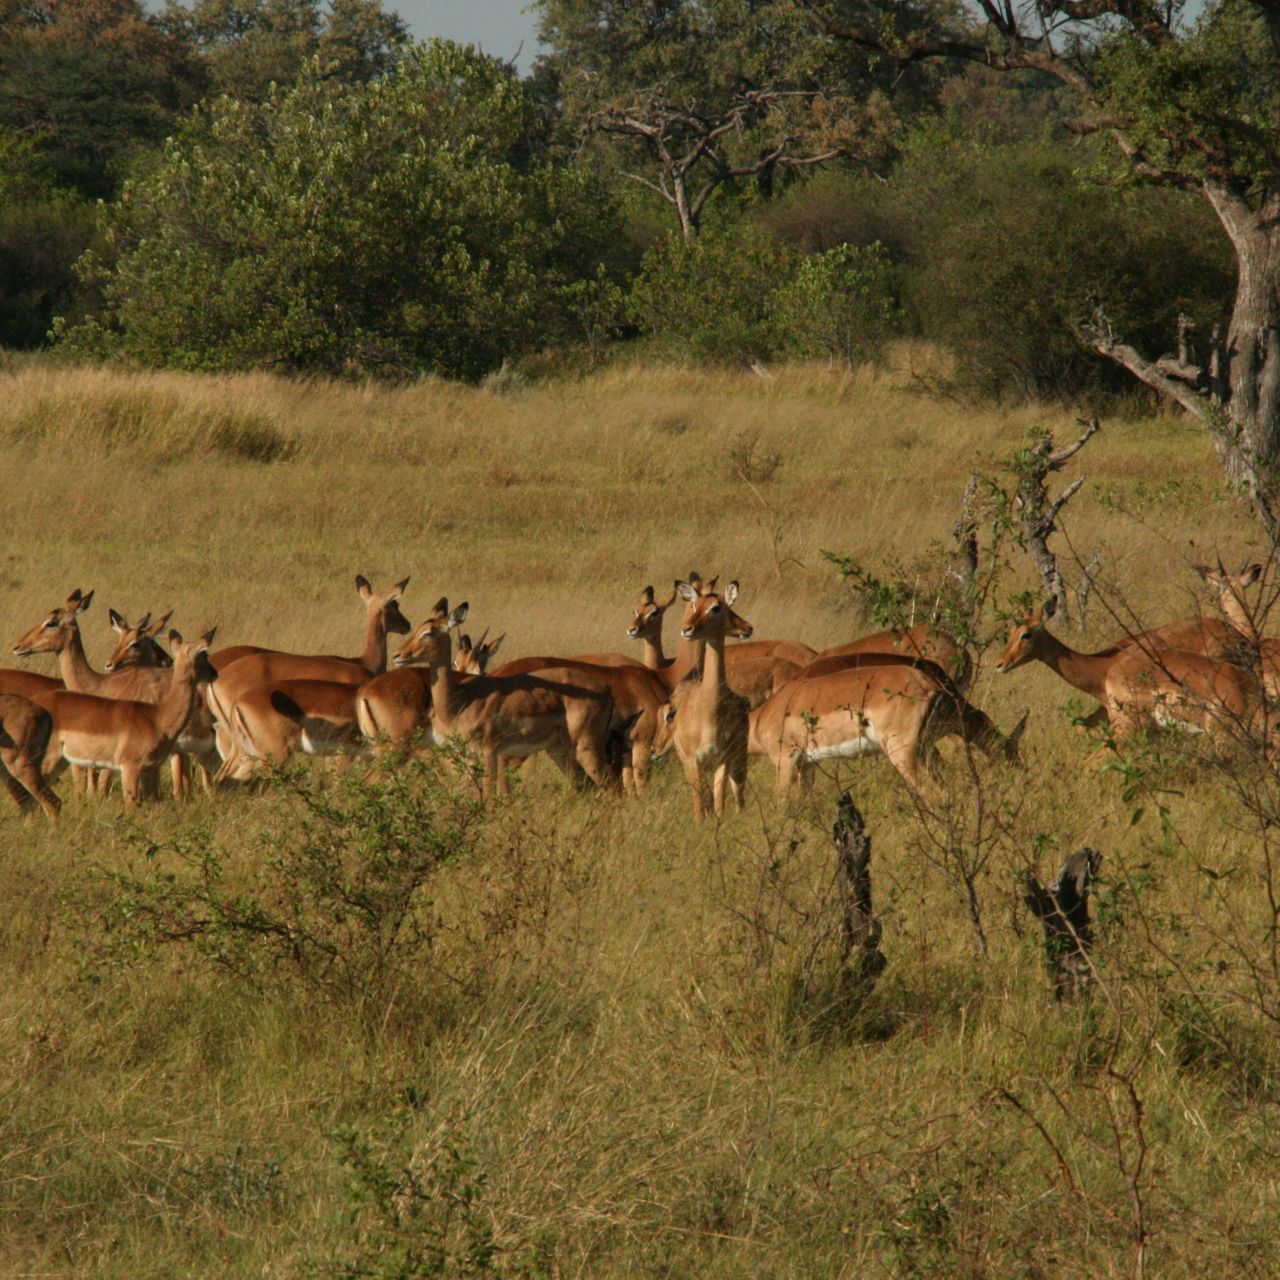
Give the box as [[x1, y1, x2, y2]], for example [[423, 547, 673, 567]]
[[832, 792, 886, 991], [1024, 847, 1102, 1000]]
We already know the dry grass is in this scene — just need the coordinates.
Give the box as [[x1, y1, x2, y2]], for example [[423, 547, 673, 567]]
[[1, 354, 1277, 1277]]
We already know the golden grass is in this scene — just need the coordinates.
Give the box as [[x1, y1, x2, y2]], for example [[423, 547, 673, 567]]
[[1, 354, 1277, 1277]]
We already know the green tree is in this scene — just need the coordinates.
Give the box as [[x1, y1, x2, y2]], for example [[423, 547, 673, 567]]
[[156, 0, 407, 101], [60, 41, 619, 379], [798, 0, 1280, 537], [536, 0, 927, 238], [0, 0, 205, 197], [775, 240, 896, 368]]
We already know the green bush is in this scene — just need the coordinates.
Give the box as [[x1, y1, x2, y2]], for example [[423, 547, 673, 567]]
[[629, 226, 795, 365], [775, 241, 897, 369]]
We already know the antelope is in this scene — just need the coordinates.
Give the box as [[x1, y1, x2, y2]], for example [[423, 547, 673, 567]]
[[805, 625, 970, 692], [13, 592, 183, 795], [487, 653, 673, 793], [1195, 560, 1280, 696], [626, 576, 815, 708], [667, 579, 751, 818], [996, 598, 1261, 750], [35, 630, 219, 806], [222, 631, 502, 783], [208, 576, 410, 770], [0, 694, 59, 822], [369, 598, 619, 798], [749, 660, 1023, 797]]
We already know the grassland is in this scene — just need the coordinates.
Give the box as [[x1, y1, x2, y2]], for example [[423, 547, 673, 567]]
[[1, 353, 1278, 1277]]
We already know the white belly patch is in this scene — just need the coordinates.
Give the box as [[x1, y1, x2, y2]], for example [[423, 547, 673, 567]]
[[65, 753, 120, 772], [799, 719, 881, 762]]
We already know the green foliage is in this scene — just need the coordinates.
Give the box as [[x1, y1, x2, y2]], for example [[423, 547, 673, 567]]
[[774, 241, 897, 369], [629, 226, 795, 364], [90, 753, 487, 1009], [329, 1126, 499, 1277], [157, 0, 409, 102], [900, 138, 1233, 400], [59, 40, 622, 379]]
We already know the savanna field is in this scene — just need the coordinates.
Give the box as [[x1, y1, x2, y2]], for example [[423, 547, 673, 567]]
[[3, 352, 1279, 1278]]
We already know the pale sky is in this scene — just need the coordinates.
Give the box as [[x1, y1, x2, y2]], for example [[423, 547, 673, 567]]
[[395, 0, 543, 71]]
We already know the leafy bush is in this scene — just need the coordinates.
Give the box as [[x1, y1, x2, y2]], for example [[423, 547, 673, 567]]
[[59, 41, 621, 380], [90, 752, 487, 1011], [629, 226, 795, 365], [775, 241, 897, 369]]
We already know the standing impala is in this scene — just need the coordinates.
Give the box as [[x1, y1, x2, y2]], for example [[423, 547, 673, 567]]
[[626, 575, 815, 707], [0, 694, 59, 822], [370, 598, 619, 798], [668, 579, 751, 818], [35, 630, 218, 806], [208, 576, 410, 773], [996, 597, 1261, 749]]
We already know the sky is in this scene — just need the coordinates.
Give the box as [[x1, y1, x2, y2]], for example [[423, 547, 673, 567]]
[[396, 0, 543, 71]]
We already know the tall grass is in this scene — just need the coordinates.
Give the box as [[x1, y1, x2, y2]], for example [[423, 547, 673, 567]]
[[1, 355, 1276, 1277]]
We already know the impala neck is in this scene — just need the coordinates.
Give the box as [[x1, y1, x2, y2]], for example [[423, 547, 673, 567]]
[[700, 629, 726, 693], [358, 608, 390, 675], [1217, 587, 1256, 641], [665, 635, 704, 689], [58, 624, 105, 694], [639, 630, 671, 673], [425, 645, 459, 728], [1033, 631, 1113, 702], [154, 659, 202, 745]]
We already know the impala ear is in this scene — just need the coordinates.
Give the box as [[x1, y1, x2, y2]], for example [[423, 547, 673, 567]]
[[675, 580, 699, 603], [355, 575, 372, 599], [723, 580, 740, 606], [641, 585, 655, 604], [1041, 595, 1058, 622], [169, 628, 184, 646], [659, 587, 677, 609], [1244, 562, 1263, 585], [448, 602, 469, 629], [109, 608, 128, 633], [150, 610, 173, 635], [76, 590, 94, 614], [199, 627, 216, 649], [432, 596, 449, 617], [686, 571, 702, 590], [392, 576, 409, 597], [66, 588, 83, 606], [485, 632, 505, 657], [705, 576, 719, 594]]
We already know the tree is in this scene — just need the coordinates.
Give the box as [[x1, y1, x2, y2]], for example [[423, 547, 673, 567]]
[[0, 0, 205, 196], [155, 0, 407, 102], [536, 0, 923, 238], [59, 41, 620, 379], [796, 0, 1280, 539]]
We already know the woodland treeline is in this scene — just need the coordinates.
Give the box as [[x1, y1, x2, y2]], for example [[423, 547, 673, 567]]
[[1, 1, 1270, 417]]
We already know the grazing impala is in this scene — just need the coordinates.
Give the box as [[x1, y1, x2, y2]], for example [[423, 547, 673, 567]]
[[36, 630, 219, 806], [366, 598, 619, 798], [749, 657, 1023, 797], [0, 694, 59, 822], [668, 579, 751, 818], [627, 575, 815, 707], [996, 598, 1261, 749]]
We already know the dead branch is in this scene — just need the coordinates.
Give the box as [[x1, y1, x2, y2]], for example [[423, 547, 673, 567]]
[[1024, 846, 1102, 1001]]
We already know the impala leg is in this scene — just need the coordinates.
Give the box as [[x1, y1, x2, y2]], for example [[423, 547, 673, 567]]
[[629, 742, 651, 795], [728, 750, 747, 813], [0, 764, 30, 815], [170, 751, 189, 800], [119, 765, 142, 807], [712, 762, 728, 815]]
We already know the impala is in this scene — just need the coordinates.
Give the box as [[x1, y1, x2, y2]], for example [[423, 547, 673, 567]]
[[13, 592, 183, 795], [1195, 560, 1280, 696], [487, 653, 673, 793], [0, 694, 59, 822], [805, 625, 970, 691], [370, 598, 618, 798], [996, 598, 1261, 749], [627, 575, 815, 707], [35, 630, 218, 806], [667, 579, 751, 818], [208, 575, 410, 771], [749, 658, 1023, 796]]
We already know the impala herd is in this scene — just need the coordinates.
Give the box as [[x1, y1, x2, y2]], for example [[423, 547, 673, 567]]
[[0, 560, 1275, 825]]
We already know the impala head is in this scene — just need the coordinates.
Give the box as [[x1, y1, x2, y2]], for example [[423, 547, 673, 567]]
[[12, 588, 94, 657], [677, 578, 750, 641], [627, 584, 678, 641], [169, 628, 219, 684], [103, 608, 174, 672], [995, 598, 1056, 674], [357, 574, 412, 636], [1193, 557, 1263, 595], [456, 628, 504, 674], [393, 597, 468, 667]]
